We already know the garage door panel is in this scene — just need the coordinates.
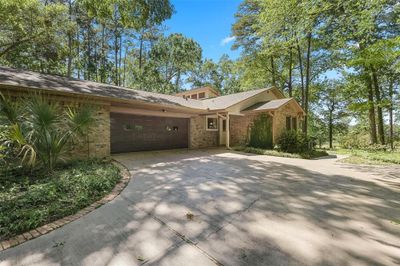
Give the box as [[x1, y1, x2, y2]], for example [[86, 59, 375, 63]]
[[110, 113, 189, 153]]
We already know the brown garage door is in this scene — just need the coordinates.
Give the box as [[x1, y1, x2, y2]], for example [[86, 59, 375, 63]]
[[110, 113, 189, 153]]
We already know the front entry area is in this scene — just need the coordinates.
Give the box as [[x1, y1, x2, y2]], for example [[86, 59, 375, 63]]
[[110, 113, 189, 153]]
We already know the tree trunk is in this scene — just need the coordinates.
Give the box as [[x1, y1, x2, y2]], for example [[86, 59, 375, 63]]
[[328, 99, 335, 149], [175, 69, 181, 92], [66, 0, 73, 78], [123, 45, 128, 87], [94, 42, 98, 81], [270, 55, 276, 86], [303, 32, 312, 135], [296, 40, 305, 108], [85, 21, 91, 80], [329, 111, 333, 149], [288, 46, 293, 97], [371, 68, 385, 144], [77, 29, 80, 79], [389, 79, 394, 150], [115, 32, 119, 85], [366, 73, 378, 144], [139, 35, 143, 71], [119, 35, 122, 86], [100, 24, 106, 83]]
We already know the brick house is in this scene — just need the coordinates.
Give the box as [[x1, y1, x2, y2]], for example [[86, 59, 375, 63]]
[[0, 67, 305, 157]]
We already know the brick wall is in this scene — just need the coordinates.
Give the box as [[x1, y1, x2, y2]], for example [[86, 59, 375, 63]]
[[273, 103, 301, 143], [229, 113, 260, 146], [189, 116, 218, 148], [0, 88, 111, 159], [230, 104, 300, 147], [67, 104, 110, 159]]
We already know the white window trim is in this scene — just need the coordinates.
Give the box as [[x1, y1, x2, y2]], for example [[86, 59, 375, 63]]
[[205, 115, 218, 131]]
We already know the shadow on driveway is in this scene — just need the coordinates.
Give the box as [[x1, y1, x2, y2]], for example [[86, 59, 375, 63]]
[[1, 149, 399, 265]]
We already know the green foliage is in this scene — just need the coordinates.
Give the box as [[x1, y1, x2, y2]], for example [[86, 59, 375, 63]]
[[231, 0, 399, 148], [187, 58, 223, 89], [338, 127, 371, 149], [128, 33, 202, 93], [248, 114, 273, 149], [148, 33, 202, 93], [0, 94, 96, 172], [0, 0, 69, 72], [0, 160, 121, 240], [0, 0, 173, 82], [277, 130, 312, 153]]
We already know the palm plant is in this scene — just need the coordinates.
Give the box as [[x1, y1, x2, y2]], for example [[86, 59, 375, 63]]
[[0, 93, 96, 172]]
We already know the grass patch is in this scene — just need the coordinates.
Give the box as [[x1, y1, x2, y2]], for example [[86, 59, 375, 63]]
[[233, 146, 329, 159], [339, 156, 391, 165], [330, 149, 400, 165], [0, 160, 121, 240]]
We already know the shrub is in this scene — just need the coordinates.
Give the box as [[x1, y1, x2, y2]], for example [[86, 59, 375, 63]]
[[338, 130, 370, 149], [0, 93, 96, 172], [277, 130, 312, 153], [248, 114, 273, 149], [365, 144, 387, 152]]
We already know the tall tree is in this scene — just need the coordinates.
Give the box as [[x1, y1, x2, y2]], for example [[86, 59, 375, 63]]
[[315, 80, 348, 148], [187, 59, 223, 89], [148, 33, 202, 93]]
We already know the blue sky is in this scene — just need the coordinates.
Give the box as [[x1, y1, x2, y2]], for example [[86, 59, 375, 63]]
[[165, 0, 242, 62]]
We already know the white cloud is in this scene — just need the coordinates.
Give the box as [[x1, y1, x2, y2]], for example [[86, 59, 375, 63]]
[[220, 36, 236, 46]]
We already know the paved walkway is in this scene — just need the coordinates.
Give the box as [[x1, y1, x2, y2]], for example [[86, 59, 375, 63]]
[[1, 149, 399, 265]]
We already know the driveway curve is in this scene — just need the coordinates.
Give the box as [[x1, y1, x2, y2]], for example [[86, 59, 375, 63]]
[[1, 149, 399, 265]]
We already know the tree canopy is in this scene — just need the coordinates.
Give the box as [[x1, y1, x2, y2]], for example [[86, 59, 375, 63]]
[[0, 0, 399, 149]]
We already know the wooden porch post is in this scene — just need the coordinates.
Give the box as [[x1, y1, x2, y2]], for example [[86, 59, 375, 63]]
[[226, 113, 230, 149]]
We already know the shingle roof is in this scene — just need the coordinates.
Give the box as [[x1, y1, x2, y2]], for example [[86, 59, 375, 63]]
[[242, 98, 293, 112], [201, 88, 271, 110], [0, 67, 285, 113], [0, 66, 206, 110]]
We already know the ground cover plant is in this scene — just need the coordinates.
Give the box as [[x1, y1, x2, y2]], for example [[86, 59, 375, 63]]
[[0, 160, 121, 240], [0, 94, 123, 240]]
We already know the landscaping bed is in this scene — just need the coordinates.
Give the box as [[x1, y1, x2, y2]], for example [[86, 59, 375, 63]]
[[0, 160, 121, 241], [233, 146, 329, 159]]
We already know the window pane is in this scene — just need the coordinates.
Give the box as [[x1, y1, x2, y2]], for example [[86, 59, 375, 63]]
[[199, 92, 205, 99], [123, 124, 134, 131], [292, 117, 297, 131], [191, 94, 198, 99], [207, 117, 217, 130], [286, 116, 291, 130]]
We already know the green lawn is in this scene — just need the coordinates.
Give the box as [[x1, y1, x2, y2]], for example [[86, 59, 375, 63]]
[[233, 146, 329, 159], [330, 149, 400, 165], [0, 160, 121, 240]]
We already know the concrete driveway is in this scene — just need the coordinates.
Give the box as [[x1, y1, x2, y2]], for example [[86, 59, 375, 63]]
[[1, 149, 400, 266]]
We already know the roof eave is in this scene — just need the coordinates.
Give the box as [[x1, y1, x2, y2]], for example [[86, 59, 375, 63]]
[[0, 84, 208, 113]]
